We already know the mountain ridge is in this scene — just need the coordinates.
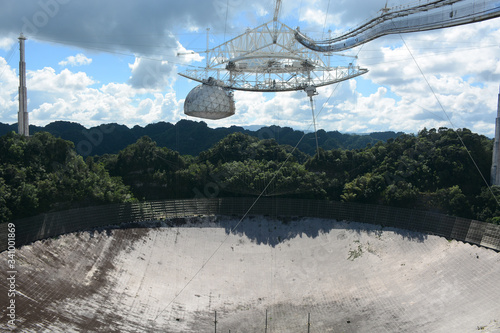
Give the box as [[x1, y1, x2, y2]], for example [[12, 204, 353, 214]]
[[0, 120, 405, 156]]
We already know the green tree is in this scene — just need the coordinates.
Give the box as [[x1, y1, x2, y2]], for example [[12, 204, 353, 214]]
[[198, 132, 308, 165], [427, 186, 472, 218], [474, 186, 500, 223], [212, 160, 327, 198], [341, 173, 386, 204], [383, 181, 418, 208], [101, 136, 186, 200]]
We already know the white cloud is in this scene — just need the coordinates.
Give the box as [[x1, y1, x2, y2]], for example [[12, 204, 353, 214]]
[[59, 54, 92, 67], [0, 37, 15, 51], [28, 67, 95, 94], [127, 40, 203, 91], [128, 57, 175, 90], [0, 65, 181, 127], [0, 57, 184, 128], [0, 57, 19, 123]]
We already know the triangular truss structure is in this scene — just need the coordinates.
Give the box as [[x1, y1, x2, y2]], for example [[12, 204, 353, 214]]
[[179, 20, 368, 92]]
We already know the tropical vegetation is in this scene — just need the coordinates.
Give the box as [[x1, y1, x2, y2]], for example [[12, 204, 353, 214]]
[[1, 126, 498, 224]]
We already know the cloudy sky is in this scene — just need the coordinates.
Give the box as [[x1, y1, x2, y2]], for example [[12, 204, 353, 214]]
[[1, 0, 500, 136]]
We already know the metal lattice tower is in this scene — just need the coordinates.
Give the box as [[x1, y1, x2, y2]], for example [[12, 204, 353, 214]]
[[491, 85, 500, 185], [18, 33, 29, 137]]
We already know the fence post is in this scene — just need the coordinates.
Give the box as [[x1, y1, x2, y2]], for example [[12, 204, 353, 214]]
[[265, 309, 268, 333], [307, 312, 311, 333]]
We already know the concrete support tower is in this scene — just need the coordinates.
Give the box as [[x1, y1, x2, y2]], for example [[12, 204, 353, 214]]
[[18, 33, 29, 136], [491, 85, 500, 185]]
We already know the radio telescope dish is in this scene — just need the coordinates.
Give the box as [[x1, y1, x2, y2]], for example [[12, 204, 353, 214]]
[[184, 78, 235, 120]]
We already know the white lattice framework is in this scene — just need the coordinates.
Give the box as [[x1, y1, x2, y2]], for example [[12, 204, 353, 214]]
[[179, 20, 368, 92]]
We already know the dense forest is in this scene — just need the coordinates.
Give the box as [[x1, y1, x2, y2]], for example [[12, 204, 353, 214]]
[[0, 131, 134, 222], [0, 120, 404, 156], [0, 126, 499, 224]]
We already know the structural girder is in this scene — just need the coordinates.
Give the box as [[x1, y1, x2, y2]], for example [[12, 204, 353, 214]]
[[178, 20, 368, 92]]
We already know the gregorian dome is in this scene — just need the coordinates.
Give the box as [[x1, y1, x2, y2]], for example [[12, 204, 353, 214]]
[[184, 78, 235, 120]]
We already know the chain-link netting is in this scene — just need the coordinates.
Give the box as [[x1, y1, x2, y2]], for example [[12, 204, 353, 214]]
[[1, 198, 499, 252]]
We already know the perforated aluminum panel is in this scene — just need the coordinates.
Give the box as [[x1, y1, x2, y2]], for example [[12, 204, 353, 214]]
[[184, 84, 235, 120]]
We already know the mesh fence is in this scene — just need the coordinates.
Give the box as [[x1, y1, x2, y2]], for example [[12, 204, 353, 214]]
[[1, 197, 499, 252]]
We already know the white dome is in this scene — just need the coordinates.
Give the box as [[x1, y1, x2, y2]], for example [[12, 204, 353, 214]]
[[184, 83, 235, 120]]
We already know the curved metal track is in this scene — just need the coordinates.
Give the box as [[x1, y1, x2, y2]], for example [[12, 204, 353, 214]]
[[295, 0, 500, 52]]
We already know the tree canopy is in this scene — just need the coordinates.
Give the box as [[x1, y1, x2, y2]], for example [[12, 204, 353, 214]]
[[0, 132, 134, 222]]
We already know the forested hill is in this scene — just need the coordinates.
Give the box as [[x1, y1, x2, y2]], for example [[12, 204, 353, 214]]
[[0, 120, 404, 156], [0, 127, 498, 223]]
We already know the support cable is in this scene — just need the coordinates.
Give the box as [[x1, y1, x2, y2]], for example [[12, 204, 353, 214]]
[[154, 137, 304, 320], [322, 0, 331, 39], [154, 78, 348, 321], [223, 0, 230, 41], [155, 12, 366, 319], [311, 97, 319, 156], [397, 30, 500, 206], [297, 0, 304, 26], [305, 85, 320, 156]]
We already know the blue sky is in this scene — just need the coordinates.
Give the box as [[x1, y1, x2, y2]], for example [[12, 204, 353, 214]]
[[1, 0, 500, 136]]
